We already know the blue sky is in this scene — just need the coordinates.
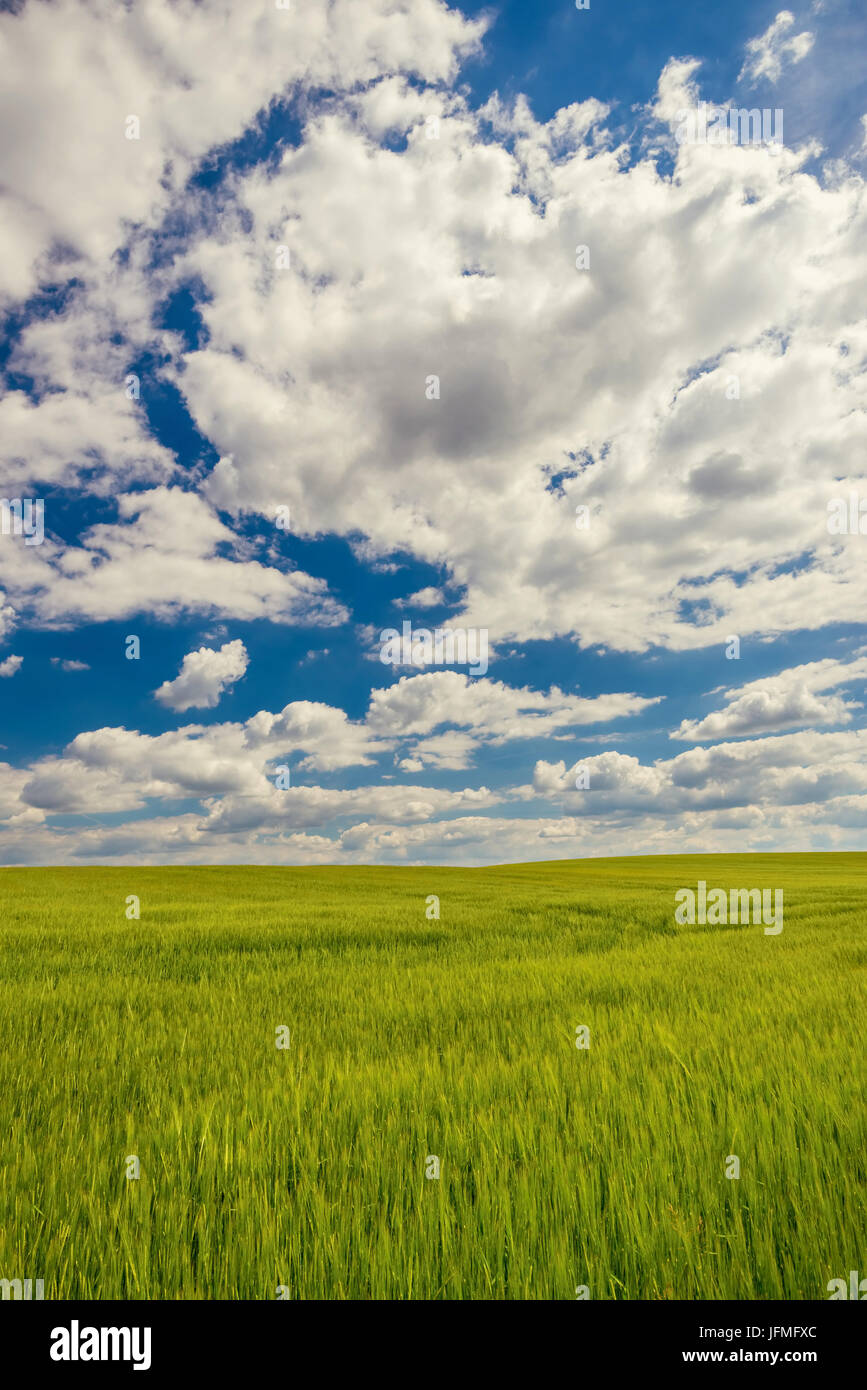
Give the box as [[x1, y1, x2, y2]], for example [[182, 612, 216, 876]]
[[1, 0, 866, 865]]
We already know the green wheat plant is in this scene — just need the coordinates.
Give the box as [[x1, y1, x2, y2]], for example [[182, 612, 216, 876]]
[[0, 854, 863, 1300]]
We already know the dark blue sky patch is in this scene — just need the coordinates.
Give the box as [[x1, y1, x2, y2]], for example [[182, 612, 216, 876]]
[[154, 280, 212, 353], [125, 346, 219, 477], [190, 97, 305, 192]]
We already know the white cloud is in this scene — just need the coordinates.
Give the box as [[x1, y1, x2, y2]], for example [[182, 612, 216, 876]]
[[0, 0, 486, 304], [0, 666, 654, 822], [1, 1, 866, 868], [366, 671, 659, 765], [402, 729, 480, 770], [157, 61, 867, 658], [0, 654, 23, 677], [406, 586, 446, 607], [1, 10, 865, 660], [154, 638, 249, 711], [0, 0, 486, 522], [0, 487, 348, 628], [6, 679, 867, 863], [50, 657, 90, 672], [672, 656, 867, 741], [6, 781, 867, 866], [0, 597, 15, 642], [738, 11, 815, 85], [247, 701, 391, 773], [535, 726, 867, 819], [0, 348, 176, 495]]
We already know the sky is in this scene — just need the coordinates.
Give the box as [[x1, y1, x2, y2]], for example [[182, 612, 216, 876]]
[[0, 0, 866, 867]]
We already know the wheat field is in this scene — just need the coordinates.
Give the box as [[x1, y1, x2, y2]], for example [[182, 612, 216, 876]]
[[0, 854, 864, 1299]]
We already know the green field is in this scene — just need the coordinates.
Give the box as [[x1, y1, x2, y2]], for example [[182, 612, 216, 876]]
[[0, 854, 864, 1300]]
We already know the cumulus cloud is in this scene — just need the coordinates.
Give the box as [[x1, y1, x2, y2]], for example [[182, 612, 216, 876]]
[[6, 677, 867, 863], [154, 639, 249, 711], [0, 654, 23, 677], [0, 329, 177, 495], [8, 666, 656, 820], [534, 727, 867, 820], [156, 58, 867, 658], [672, 656, 867, 741], [366, 671, 659, 765], [406, 586, 446, 607], [0, 597, 15, 642], [0, 0, 487, 569], [738, 11, 815, 85], [1, 6, 865, 658], [50, 657, 90, 672], [1, 1, 866, 867], [8, 720, 867, 864], [0, 0, 486, 304], [0, 488, 348, 628]]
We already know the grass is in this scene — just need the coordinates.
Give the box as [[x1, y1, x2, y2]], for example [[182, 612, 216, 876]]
[[0, 853, 864, 1300]]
